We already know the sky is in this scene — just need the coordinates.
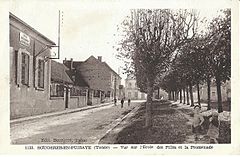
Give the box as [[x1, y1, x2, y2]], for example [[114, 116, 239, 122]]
[[9, 0, 230, 83]]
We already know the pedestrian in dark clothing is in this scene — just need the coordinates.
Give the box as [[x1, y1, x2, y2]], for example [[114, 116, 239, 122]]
[[121, 98, 124, 108], [114, 98, 117, 106], [128, 99, 131, 106]]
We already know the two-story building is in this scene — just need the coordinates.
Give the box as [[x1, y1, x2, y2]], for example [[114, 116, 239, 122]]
[[125, 74, 147, 100], [63, 56, 121, 105], [10, 13, 56, 119]]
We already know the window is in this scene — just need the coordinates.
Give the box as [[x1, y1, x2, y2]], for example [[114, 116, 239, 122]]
[[50, 83, 64, 97], [21, 53, 29, 86], [135, 92, 138, 98], [38, 59, 44, 88]]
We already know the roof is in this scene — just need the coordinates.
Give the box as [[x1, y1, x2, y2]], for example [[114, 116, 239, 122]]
[[9, 12, 56, 45], [51, 60, 73, 84], [102, 62, 121, 79], [74, 71, 89, 87], [85, 56, 121, 79]]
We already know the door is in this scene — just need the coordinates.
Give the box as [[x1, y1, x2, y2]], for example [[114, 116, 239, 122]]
[[65, 87, 69, 109]]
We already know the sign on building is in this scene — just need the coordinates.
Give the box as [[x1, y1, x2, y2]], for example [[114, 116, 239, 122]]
[[19, 32, 30, 47]]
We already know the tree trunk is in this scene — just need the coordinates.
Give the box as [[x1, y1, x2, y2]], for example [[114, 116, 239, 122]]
[[180, 89, 182, 103], [196, 82, 201, 106], [145, 79, 154, 127], [168, 91, 171, 100], [216, 76, 223, 113], [172, 91, 174, 101], [207, 77, 211, 110], [186, 86, 190, 105], [183, 88, 186, 104], [157, 87, 160, 99], [175, 91, 178, 101], [189, 83, 194, 107]]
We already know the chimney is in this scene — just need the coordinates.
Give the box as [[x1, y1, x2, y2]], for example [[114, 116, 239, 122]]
[[97, 56, 102, 62], [70, 58, 73, 70]]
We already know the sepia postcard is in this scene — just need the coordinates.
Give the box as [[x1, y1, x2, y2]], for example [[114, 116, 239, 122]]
[[0, 0, 240, 155]]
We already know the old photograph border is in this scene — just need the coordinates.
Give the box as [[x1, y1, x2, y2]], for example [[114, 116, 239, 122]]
[[0, 0, 240, 155]]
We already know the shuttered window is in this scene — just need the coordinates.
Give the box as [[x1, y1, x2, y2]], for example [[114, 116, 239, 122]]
[[38, 59, 44, 88], [21, 53, 29, 86], [15, 50, 18, 84]]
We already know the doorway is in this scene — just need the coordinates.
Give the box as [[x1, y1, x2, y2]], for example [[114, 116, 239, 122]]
[[65, 87, 69, 109]]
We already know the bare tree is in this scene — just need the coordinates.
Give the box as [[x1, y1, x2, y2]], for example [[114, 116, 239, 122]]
[[117, 9, 198, 127]]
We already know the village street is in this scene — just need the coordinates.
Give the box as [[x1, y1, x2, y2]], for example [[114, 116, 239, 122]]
[[10, 101, 144, 144]]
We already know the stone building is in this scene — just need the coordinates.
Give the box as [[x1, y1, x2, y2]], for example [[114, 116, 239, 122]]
[[125, 74, 147, 100], [10, 13, 56, 119], [63, 56, 121, 105]]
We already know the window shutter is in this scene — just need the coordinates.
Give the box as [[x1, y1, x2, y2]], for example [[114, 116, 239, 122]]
[[29, 55, 33, 86], [16, 49, 22, 85], [9, 47, 14, 83], [34, 58, 38, 88], [25, 54, 30, 86]]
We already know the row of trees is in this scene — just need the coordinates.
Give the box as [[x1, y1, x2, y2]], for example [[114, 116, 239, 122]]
[[117, 9, 230, 127]]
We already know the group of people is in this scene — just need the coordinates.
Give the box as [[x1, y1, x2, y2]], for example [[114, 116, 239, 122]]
[[192, 105, 220, 144], [114, 98, 131, 108]]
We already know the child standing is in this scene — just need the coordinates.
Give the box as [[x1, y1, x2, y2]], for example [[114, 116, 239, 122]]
[[192, 105, 204, 141], [207, 111, 219, 144]]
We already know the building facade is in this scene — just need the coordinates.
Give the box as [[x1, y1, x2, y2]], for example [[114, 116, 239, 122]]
[[10, 13, 56, 119], [125, 75, 147, 100], [196, 80, 231, 102], [63, 56, 121, 105], [50, 60, 88, 110]]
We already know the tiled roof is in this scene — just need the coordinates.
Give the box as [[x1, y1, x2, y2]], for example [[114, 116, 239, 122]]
[[51, 60, 73, 84]]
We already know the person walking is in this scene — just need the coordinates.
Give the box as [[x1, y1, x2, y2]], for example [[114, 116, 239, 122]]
[[121, 98, 124, 108], [128, 98, 131, 106], [114, 98, 117, 106]]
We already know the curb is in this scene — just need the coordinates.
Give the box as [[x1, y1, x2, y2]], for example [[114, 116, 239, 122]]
[[10, 102, 113, 125]]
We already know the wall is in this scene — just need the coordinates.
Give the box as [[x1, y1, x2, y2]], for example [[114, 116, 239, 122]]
[[78, 57, 111, 92], [68, 97, 79, 109], [10, 17, 56, 119], [49, 97, 65, 112]]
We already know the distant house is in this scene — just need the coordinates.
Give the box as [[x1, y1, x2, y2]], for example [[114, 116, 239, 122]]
[[125, 74, 147, 100], [63, 56, 121, 105], [119, 85, 125, 100], [9, 13, 56, 119], [50, 60, 88, 110], [197, 80, 231, 102]]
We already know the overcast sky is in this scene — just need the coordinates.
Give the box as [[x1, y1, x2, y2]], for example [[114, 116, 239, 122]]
[[9, 0, 230, 82]]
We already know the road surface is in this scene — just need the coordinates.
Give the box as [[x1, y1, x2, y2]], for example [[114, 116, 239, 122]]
[[10, 100, 144, 144]]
